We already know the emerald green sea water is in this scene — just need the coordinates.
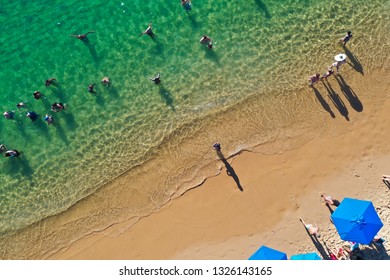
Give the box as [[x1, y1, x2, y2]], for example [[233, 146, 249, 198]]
[[0, 0, 389, 258]]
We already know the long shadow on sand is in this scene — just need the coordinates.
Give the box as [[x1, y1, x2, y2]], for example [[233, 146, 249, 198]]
[[334, 74, 363, 112], [216, 150, 243, 192], [311, 86, 335, 118], [300, 221, 330, 260], [322, 81, 349, 121], [343, 46, 364, 75]]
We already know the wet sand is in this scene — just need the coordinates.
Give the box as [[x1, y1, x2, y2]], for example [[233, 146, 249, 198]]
[[50, 66, 390, 260]]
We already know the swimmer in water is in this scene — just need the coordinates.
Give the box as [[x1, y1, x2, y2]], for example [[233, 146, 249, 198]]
[[149, 73, 161, 84], [69, 31, 95, 42], [45, 78, 58, 87], [200, 35, 212, 49], [101, 76, 110, 87], [88, 83, 96, 93], [26, 111, 38, 122], [51, 102, 66, 112], [181, 0, 192, 11], [139, 23, 155, 39], [33, 91, 45, 100], [17, 101, 27, 110], [3, 111, 15, 119], [44, 114, 54, 125], [4, 150, 21, 158]]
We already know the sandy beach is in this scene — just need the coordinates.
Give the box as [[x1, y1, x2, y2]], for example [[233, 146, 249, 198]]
[[49, 62, 390, 260]]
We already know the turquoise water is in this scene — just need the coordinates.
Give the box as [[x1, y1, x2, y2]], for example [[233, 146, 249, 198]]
[[0, 0, 389, 258]]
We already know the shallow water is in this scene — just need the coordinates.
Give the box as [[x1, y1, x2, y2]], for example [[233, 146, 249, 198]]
[[0, 0, 389, 258]]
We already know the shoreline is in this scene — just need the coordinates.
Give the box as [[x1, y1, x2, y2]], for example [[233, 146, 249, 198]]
[[50, 68, 390, 260]]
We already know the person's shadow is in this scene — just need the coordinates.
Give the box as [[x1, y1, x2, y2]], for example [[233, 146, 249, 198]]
[[334, 74, 363, 112], [216, 150, 243, 192], [300, 220, 330, 260], [382, 179, 390, 189], [203, 47, 220, 65], [158, 84, 175, 110], [84, 40, 100, 64], [4, 153, 34, 178], [322, 81, 349, 121], [254, 0, 272, 19], [186, 11, 199, 28], [343, 46, 364, 75], [311, 86, 335, 118]]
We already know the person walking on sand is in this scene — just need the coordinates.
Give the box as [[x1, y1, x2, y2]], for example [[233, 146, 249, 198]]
[[299, 218, 321, 238], [139, 23, 155, 39], [69, 31, 95, 42], [308, 73, 320, 86], [45, 78, 57, 87], [213, 142, 221, 151], [339, 31, 352, 46]]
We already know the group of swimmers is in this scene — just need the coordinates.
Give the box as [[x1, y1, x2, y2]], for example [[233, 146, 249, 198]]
[[138, 2, 213, 49], [1, 0, 201, 159], [308, 31, 352, 86]]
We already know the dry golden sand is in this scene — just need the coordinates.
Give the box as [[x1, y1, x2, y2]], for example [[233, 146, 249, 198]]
[[51, 68, 390, 260]]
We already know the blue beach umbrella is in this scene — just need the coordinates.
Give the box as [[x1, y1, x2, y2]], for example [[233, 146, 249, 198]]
[[331, 198, 383, 245], [290, 252, 322, 260], [248, 245, 287, 260]]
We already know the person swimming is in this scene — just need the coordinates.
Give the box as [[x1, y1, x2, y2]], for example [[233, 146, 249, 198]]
[[101, 76, 110, 87], [69, 31, 95, 42], [44, 114, 54, 125], [181, 0, 192, 11], [149, 73, 161, 84], [51, 102, 66, 112], [26, 111, 38, 122], [45, 78, 57, 87], [88, 83, 96, 93], [4, 150, 21, 158], [0, 144, 7, 153], [3, 111, 14, 119], [200, 35, 212, 49], [139, 23, 155, 39], [16, 101, 27, 110], [33, 91, 45, 100]]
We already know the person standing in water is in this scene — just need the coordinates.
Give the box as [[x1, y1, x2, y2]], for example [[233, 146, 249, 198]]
[[181, 0, 192, 11], [149, 73, 161, 84], [200, 35, 213, 49], [139, 23, 155, 39], [340, 31, 352, 46]]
